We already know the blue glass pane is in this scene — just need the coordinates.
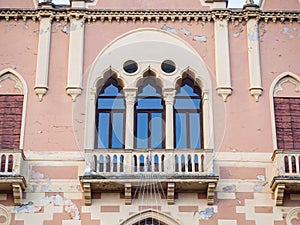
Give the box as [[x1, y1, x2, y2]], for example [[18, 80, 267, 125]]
[[137, 113, 148, 148], [151, 113, 162, 148], [136, 98, 163, 109], [175, 113, 187, 148], [190, 113, 201, 148], [99, 84, 122, 96], [176, 84, 199, 96], [154, 155, 159, 163], [98, 113, 109, 148], [98, 98, 125, 109], [111, 113, 124, 148], [174, 98, 201, 109], [139, 83, 161, 96], [194, 155, 199, 163]]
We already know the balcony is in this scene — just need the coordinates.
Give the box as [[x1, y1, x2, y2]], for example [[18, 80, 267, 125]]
[[80, 149, 218, 206], [270, 150, 300, 206], [0, 149, 27, 205]]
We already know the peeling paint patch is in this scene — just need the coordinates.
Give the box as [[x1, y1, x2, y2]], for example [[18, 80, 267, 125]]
[[193, 35, 207, 42], [222, 185, 236, 193], [232, 23, 243, 38], [14, 202, 42, 213], [62, 25, 70, 34], [179, 27, 191, 36], [195, 207, 214, 219], [54, 23, 61, 30], [248, 24, 259, 41], [257, 174, 265, 181], [70, 23, 77, 31], [23, 24, 29, 30], [31, 170, 44, 179], [161, 25, 177, 34]]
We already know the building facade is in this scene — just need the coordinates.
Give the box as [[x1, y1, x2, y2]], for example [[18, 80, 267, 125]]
[[0, 0, 300, 224]]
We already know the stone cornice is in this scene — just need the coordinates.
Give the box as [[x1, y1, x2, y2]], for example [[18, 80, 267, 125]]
[[0, 8, 299, 23]]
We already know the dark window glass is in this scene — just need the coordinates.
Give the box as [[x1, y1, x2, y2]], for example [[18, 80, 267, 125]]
[[123, 60, 138, 74], [96, 77, 125, 149], [174, 77, 202, 149], [135, 77, 164, 149]]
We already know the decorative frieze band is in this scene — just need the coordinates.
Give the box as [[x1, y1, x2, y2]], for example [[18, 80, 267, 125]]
[[0, 8, 299, 24]]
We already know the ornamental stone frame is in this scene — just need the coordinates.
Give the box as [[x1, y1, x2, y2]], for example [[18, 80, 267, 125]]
[[84, 28, 215, 151], [269, 72, 300, 150], [0, 68, 28, 150]]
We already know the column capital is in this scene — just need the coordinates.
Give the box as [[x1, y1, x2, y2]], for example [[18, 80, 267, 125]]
[[124, 88, 137, 105], [163, 88, 176, 105]]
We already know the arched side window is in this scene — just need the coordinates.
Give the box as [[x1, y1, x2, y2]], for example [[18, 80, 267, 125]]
[[96, 77, 125, 149], [134, 73, 165, 149], [0, 70, 27, 150], [174, 76, 203, 149], [272, 75, 300, 150]]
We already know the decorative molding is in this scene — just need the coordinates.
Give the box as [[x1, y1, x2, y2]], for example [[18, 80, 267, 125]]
[[0, 8, 299, 24], [247, 18, 263, 102], [216, 87, 232, 102], [0, 72, 24, 94], [274, 183, 285, 206], [12, 183, 22, 205], [83, 182, 91, 206], [250, 88, 263, 102], [66, 87, 82, 101], [273, 76, 300, 97], [286, 207, 300, 225], [34, 87, 48, 101], [0, 204, 11, 225], [167, 183, 175, 205], [207, 182, 216, 205], [124, 183, 131, 205]]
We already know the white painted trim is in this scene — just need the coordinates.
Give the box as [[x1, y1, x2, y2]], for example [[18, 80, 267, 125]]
[[214, 19, 232, 102], [67, 18, 85, 101], [269, 72, 300, 150], [35, 16, 52, 101], [120, 209, 183, 225], [0, 68, 28, 150], [247, 19, 263, 102], [85, 28, 215, 150]]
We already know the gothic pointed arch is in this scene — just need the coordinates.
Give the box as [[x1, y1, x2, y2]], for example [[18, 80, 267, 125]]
[[119, 209, 182, 225], [0, 68, 28, 149]]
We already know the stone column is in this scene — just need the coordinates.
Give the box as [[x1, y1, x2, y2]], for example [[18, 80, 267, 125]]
[[67, 17, 85, 101], [246, 18, 263, 102], [214, 18, 232, 102], [124, 88, 137, 149], [163, 88, 176, 149], [34, 16, 52, 101]]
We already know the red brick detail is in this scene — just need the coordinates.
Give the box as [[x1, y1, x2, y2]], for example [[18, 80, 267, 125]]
[[92, 192, 101, 199], [178, 206, 198, 212], [81, 213, 101, 225], [254, 206, 273, 213], [10, 214, 24, 225], [0, 95, 23, 149], [139, 205, 161, 211], [198, 193, 206, 199], [100, 206, 120, 212], [0, 193, 14, 206], [274, 97, 300, 149]]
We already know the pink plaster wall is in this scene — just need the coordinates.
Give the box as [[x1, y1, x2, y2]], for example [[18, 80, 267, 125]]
[[24, 21, 79, 152], [262, 0, 300, 10], [0, 0, 35, 8], [88, 0, 209, 10]]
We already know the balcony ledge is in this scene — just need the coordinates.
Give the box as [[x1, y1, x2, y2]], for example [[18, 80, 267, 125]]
[[80, 174, 219, 206], [0, 175, 27, 205]]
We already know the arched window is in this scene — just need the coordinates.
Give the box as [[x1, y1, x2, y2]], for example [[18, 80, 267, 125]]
[[135, 75, 164, 149], [272, 75, 300, 150], [174, 76, 203, 149], [96, 77, 125, 149]]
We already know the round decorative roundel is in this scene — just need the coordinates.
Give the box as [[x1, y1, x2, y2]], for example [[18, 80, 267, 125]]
[[123, 60, 138, 74], [161, 60, 176, 73], [0, 204, 11, 225]]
